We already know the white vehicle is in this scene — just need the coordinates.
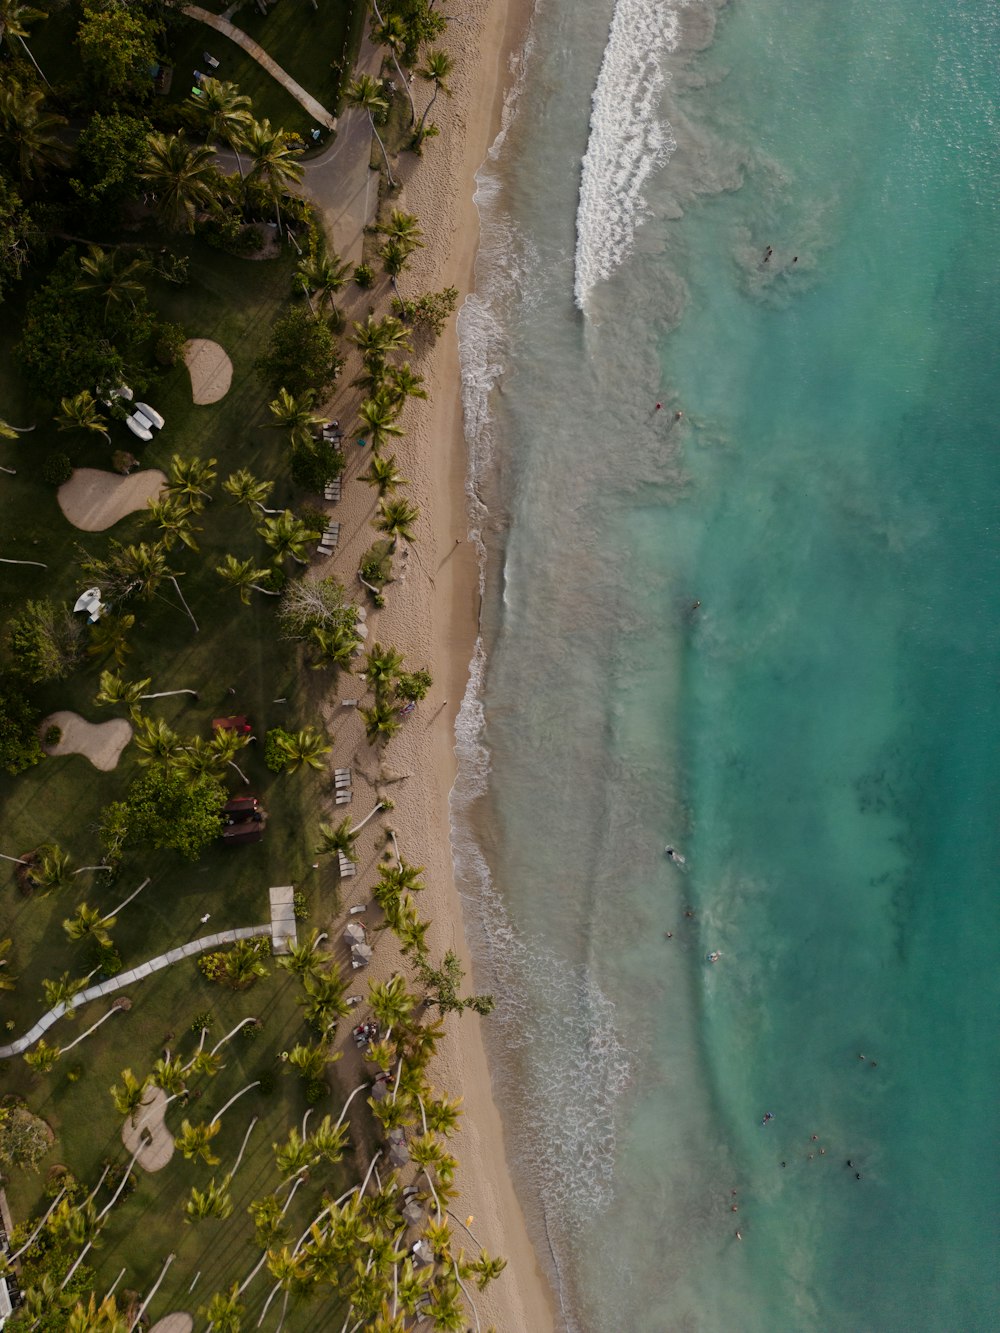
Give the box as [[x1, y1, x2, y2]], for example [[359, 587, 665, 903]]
[[125, 402, 165, 441]]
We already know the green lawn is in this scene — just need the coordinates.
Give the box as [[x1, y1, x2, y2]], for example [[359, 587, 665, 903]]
[[0, 237, 365, 1326]]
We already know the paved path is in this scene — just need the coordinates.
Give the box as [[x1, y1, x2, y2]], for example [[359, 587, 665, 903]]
[[182, 5, 337, 130], [0, 926, 272, 1059]]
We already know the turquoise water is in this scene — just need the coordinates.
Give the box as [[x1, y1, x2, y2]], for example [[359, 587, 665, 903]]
[[454, 0, 1000, 1328]]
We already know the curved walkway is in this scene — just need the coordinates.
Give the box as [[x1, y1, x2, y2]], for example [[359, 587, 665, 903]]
[[181, 5, 337, 130], [0, 926, 272, 1059]]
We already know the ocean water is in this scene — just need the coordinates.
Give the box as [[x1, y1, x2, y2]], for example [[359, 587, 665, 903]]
[[453, 0, 1000, 1330]]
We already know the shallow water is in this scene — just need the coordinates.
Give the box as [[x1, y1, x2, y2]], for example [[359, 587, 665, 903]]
[[454, 0, 1000, 1328]]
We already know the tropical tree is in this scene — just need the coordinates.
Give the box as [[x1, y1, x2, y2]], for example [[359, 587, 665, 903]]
[[360, 698, 402, 745], [379, 208, 424, 252], [140, 131, 219, 232], [315, 817, 359, 863], [268, 387, 328, 449], [276, 928, 328, 980], [165, 453, 217, 508], [110, 1068, 151, 1120], [23, 1038, 60, 1073], [87, 611, 135, 667], [373, 496, 420, 549], [65, 1294, 128, 1333], [222, 467, 281, 515], [379, 237, 415, 296], [0, 80, 68, 181], [308, 622, 361, 670], [132, 714, 184, 767], [258, 510, 320, 567], [0, 936, 14, 992], [29, 844, 74, 894], [386, 362, 427, 408], [55, 389, 110, 444], [269, 726, 331, 773], [351, 313, 411, 375], [244, 117, 303, 233], [298, 967, 350, 1035], [357, 392, 404, 451], [285, 1040, 337, 1084], [216, 554, 279, 604], [185, 1175, 234, 1222], [73, 244, 148, 316], [415, 48, 454, 143], [185, 77, 253, 176], [198, 1284, 245, 1332], [146, 495, 202, 551], [371, 5, 417, 121], [175, 1118, 222, 1166], [63, 901, 115, 947], [363, 642, 405, 696], [368, 972, 416, 1031], [295, 248, 350, 314], [0, 1, 48, 79], [345, 73, 396, 187]]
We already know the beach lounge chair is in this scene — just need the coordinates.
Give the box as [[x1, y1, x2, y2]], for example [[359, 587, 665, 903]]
[[335, 767, 351, 777], [334, 776, 352, 790], [335, 790, 352, 805]]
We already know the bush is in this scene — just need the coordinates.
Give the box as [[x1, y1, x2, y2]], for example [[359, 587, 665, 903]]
[[43, 725, 62, 747], [240, 1018, 263, 1042], [112, 449, 138, 474], [154, 320, 187, 366], [264, 727, 292, 773], [396, 669, 432, 703], [0, 682, 44, 776], [190, 1011, 214, 1034], [91, 942, 122, 979], [0, 1103, 52, 1172], [305, 1079, 327, 1104], [42, 453, 73, 487], [290, 438, 345, 492], [8, 600, 83, 684], [354, 262, 374, 288], [293, 891, 309, 921]]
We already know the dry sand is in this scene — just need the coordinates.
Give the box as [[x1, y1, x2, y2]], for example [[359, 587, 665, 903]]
[[121, 1086, 175, 1172], [310, 0, 554, 1327], [57, 468, 165, 532], [182, 338, 233, 404], [41, 711, 132, 771], [147, 1316, 192, 1333]]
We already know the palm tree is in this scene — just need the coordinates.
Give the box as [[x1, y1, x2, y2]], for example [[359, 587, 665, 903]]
[[185, 77, 253, 176], [110, 1069, 151, 1121], [222, 467, 281, 515], [147, 495, 202, 552], [216, 554, 279, 604], [285, 1041, 335, 1083], [298, 967, 350, 1035], [198, 1284, 245, 1332], [73, 245, 148, 317], [55, 390, 110, 444], [374, 496, 420, 549], [209, 727, 252, 784], [371, 3, 417, 121], [380, 208, 424, 251], [345, 73, 397, 187], [309, 1113, 349, 1164], [364, 642, 405, 695], [386, 362, 427, 408], [166, 453, 217, 508], [268, 387, 328, 448], [30, 845, 74, 894], [0, 1, 50, 84], [415, 49, 454, 142], [360, 699, 402, 745], [308, 623, 361, 669], [66, 1294, 128, 1333], [272, 726, 331, 772], [258, 510, 320, 567], [175, 1118, 222, 1166], [352, 314, 412, 372], [63, 902, 115, 948], [149, 1054, 187, 1100], [368, 973, 416, 1030], [357, 393, 404, 452], [0, 80, 67, 181], [87, 611, 135, 667], [96, 670, 198, 713], [23, 1038, 60, 1073], [315, 817, 359, 863], [133, 715, 185, 768], [140, 131, 219, 232], [273, 1127, 316, 1180], [380, 237, 415, 297], [276, 927, 328, 980], [359, 453, 407, 498], [185, 1175, 234, 1222], [295, 249, 351, 314], [245, 117, 304, 233]]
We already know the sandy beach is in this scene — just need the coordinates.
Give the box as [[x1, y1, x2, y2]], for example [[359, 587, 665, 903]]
[[312, 0, 554, 1327]]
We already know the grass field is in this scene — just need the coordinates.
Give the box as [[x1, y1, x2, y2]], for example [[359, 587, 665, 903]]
[[0, 234, 370, 1327]]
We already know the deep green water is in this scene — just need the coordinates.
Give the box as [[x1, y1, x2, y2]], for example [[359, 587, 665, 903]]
[[454, 0, 1000, 1328]]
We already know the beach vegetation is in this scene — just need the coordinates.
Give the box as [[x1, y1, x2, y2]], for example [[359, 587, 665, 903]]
[[413, 47, 453, 147], [256, 305, 344, 396]]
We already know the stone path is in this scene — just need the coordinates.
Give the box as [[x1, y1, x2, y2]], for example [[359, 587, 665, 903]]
[[182, 5, 337, 130], [269, 885, 298, 955], [0, 926, 272, 1059]]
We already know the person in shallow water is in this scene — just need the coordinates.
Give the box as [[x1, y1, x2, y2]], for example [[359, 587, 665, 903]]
[[664, 846, 686, 864], [762, 1112, 775, 1126]]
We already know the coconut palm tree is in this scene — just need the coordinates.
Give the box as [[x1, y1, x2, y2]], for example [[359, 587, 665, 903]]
[[360, 452, 408, 498], [30, 845, 75, 894], [0, 79, 67, 181], [244, 117, 303, 233], [110, 1068, 151, 1121], [209, 727, 253, 784], [309, 1113, 350, 1164], [140, 131, 219, 232], [371, 4, 417, 124], [268, 387, 328, 448], [352, 313, 412, 373], [276, 927, 328, 980], [216, 554, 279, 604], [132, 715, 185, 768], [415, 49, 454, 142], [87, 611, 135, 667], [55, 389, 110, 444], [175, 1118, 222, 1166], [165, 453, 217, 508], [65, 1294, 128, 1333], [295, 248, 351, 314], [360, 699, 402, 746], [146, 495, 202, 551], [185, 1175, 234, 1222], [308, 622, 361, 670], [373, 496, 419, 549], [258, 510, 320, 567], [345, 73, 396, 187], [198, 1284, 245, 1332], [273, 1127, 316, 1180], [379, 236, 413, 297], [380, 208, 424, 252], [222, 467, 281, 515], [315, 817, 359, 862], [375, 859, 426, 905], [298, 967, 350, 1035], [23, 1038, 60, 1073], [272, 726, 331, 772], [0, 1, 49, 80], [357, 392, 404, 452], [185, 77, 253, 176], [95, 670, 198, 714], [368, 972, 417, 1031], [149, 1054, 187, 1100], [386, 362, 427, 408], [73, 245, 148, 317], [63, 902, 115, 948], [285, 1041, 335, 1083], [364, 642, 405, 695]]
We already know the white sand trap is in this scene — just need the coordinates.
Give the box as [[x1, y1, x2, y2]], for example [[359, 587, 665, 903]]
[[42, 711, 132, 772], [183, 338, 233, 404], [148, 1316, 193, 1333], [122, 1086, 175, 1173], [58, 468, 165, 532]]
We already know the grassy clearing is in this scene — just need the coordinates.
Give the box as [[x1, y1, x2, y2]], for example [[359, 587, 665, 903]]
[[0, 237, 363, 1326]]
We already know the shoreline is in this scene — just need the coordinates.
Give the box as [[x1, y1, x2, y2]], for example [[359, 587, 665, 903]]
[[313, 0, 555, 1327]]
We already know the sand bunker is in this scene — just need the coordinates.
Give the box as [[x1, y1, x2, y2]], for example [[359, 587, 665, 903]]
[[58, 468, 165, 532], [148, 1316, 193, 1333], [122, 1086, 175, 1173], [182, 338, 233, 404], [42, 711, 132, 772]]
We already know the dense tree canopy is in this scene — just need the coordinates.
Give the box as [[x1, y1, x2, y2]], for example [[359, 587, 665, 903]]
[[0, 675, 43, 775], [70, 111, 149, 216], [5, 599, 83, 684], [100, 766, 227, 860], [255, 307, 343, 396], [77, 0, 160, 102]]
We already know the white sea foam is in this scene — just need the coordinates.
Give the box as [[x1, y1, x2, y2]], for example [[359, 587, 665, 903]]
[[574, 0, 682, 309]]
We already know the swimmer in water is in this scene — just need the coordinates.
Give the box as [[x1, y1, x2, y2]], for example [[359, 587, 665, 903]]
[[665, 846, 686, 865]]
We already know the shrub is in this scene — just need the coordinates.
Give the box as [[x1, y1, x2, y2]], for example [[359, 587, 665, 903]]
[[293, 891, 309, 921], [0, 683, 44, 776], [264, 728, 291, 772], [0, 1103, 52, 1172], [154, 320, 187, 366], [91, 942, 122, 979], [255, 307, 343, 397], [66, 1065, 84, 1084], [42, 453, 73, 487], [354, 262, 374, 288], [305, 1079, 327, 1104], [290, 438, 345, 492], [190, 1011, 214, 1034], [396, 669, 432, 703], [240, 1018, 263, 1042], [43, 725, 62, 747], [111, 450, 138, 475]]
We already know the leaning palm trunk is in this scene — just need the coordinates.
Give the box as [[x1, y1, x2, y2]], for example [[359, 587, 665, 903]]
[[372, 0, 417, 125], [0, 465, 15, 475], [139, 688, 198, 700], [0, 558, 48, 568], [368, 110, 397, 187], [59, 1004, 123, 1055], [229, 1115, 258, 1179], [5, 1190, 66, 1265], [416, 83, 441, 139], [168, 574, 199, 633], [129, 1253, 174, 1332], [101, 877, 150, 920], [350, 802, 385, 836], [0, 852, 30, 865], [210, 1016, 260, 1058], [228, 759, 251, 785], [209, 1081, 260, 1126]]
